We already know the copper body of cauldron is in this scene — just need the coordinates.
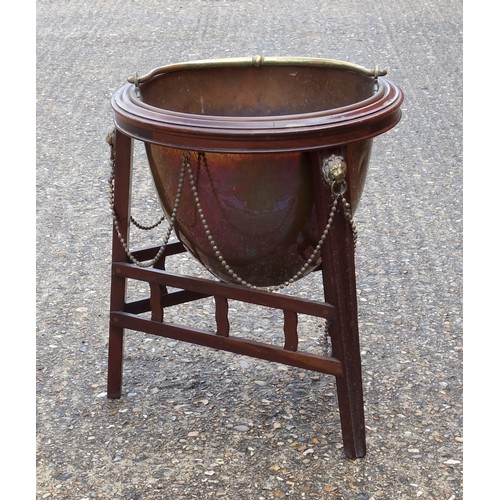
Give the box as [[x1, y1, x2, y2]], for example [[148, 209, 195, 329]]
[[111, 57, 403, 286]]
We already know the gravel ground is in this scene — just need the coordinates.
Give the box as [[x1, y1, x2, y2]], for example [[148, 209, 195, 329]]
[[34, 1, 463, 498]]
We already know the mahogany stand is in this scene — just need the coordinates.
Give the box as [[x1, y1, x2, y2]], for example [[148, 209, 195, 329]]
[[107, 129, 366, 459]]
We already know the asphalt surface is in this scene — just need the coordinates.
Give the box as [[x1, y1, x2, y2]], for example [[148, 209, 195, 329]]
[[35, 1, 463, 498]]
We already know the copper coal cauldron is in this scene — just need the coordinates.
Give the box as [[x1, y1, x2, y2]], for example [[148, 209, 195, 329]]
[[108, 56, 404, 459], [111, 56, 403, 287]]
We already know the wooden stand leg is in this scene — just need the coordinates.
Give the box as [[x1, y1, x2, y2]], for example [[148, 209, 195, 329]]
[[107, 130, 133, 399], [313, 151, 366, 459], [325, 215, 366, 458]]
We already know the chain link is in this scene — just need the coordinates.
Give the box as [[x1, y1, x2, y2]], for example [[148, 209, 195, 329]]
[[130, 214, 165, 231]]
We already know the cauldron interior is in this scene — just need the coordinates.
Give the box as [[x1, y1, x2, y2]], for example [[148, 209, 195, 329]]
[[140, 66, 375, 116]]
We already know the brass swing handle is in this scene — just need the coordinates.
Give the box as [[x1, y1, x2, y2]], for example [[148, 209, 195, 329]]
[[127, 56, 387, 86]]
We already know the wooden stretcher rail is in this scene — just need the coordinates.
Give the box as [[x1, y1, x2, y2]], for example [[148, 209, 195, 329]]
[[110, 311, 343, 376], [113, 262, 336, 320]]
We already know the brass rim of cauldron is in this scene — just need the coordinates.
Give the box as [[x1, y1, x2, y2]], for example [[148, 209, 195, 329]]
[[111, 56, 404, 152]]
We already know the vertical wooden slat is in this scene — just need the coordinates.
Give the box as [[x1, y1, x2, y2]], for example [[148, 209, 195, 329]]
[[149, 283, 164, 322], [283, 310, 299, 351], [150, 254, 167, 322], [215, 296, 230, 336]]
